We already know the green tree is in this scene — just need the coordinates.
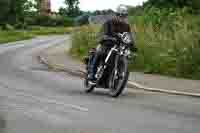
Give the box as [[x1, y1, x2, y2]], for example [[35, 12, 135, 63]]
[[0, 0, 11, 24], [144, 0, 200, 10], [191, 0, 200, 10], [1, 0, 33, 24], [59, 7, 68, 16], [8, 0, 26, 23], [0, 0, 38, 27], [63, 0, 81, 17]]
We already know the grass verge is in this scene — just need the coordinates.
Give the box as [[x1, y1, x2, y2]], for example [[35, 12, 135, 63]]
[[0, 26, 74, 44], [0, 31, 34, 44], [29, 26, 74, 35]]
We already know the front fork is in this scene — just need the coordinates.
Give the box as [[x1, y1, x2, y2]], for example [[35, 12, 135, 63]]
[[95, 45, 118, 80], [114, 54, 120, 78]]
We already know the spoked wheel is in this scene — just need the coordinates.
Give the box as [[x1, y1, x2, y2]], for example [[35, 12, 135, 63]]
[[109, 57, 129, 97]]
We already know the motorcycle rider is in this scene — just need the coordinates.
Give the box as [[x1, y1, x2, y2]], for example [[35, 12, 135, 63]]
[[88, 5, 136, 84]]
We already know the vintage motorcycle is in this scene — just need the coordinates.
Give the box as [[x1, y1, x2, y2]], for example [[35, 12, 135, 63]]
[[84, 32, 136, 97]]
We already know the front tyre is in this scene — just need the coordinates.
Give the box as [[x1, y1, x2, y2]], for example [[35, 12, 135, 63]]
[[109, 56, 129, 97]]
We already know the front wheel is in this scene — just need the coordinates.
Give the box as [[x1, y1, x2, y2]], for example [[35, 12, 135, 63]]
[[109, 56, 129, 97]]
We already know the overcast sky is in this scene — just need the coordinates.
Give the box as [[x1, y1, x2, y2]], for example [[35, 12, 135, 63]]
[[51, 0, 148, 11]]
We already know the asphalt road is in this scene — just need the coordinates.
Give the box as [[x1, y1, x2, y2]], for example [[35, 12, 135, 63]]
[[0, 35, 200, 133]]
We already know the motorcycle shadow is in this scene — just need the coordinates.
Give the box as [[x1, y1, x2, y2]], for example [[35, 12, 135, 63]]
[[66, 88, 109, 97], [69, 87, 137, 98]]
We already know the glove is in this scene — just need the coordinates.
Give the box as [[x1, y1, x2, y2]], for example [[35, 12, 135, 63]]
[[130, 46, 138, 52]]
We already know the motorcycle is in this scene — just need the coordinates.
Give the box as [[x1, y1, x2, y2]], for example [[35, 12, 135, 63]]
[[84, 32, 135, 97]]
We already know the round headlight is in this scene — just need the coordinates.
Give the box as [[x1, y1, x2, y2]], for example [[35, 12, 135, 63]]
[[123, 33, 132, 44]]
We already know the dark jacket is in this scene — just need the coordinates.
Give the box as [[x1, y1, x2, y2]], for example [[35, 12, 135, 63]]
[[103, 17, 131, 36], [98, 16, 135, 47]]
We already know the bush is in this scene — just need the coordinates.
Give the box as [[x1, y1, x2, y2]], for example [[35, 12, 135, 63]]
[[14, 22, 28, 29], [55, 16, 74, 27], [35, 15, 54, 26], [33, 15, 74, 27], [74, 14, 89, 26], [129, 9, 200, 79], [1, 24, 15, 31], [70, 25, 100, 60], [25, 17, 37, 26]]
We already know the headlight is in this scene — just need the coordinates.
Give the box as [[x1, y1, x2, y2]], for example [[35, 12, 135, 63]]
[[122, 33, 132, 44]]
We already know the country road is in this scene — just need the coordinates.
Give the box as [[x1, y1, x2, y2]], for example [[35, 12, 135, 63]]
[[0, 35, 200, 133]]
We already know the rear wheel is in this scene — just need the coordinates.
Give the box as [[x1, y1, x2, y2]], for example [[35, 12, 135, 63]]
[[109, 56, 129, 97]]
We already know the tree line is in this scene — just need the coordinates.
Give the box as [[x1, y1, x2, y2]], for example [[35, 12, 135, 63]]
[[129, 0, 200, 16], [144, 0, 200, 10], [1, 0, 199, 29], [0, 0, 82, 28]]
